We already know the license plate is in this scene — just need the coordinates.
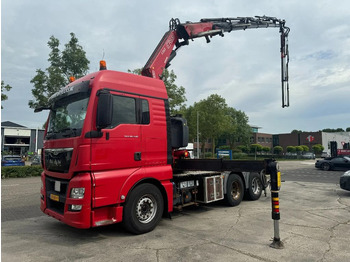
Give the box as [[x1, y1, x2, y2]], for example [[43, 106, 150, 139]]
[[54, 181, 61, 192], [50, 193, 59, 202]]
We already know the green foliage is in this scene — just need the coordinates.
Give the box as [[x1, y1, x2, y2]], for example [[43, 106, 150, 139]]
[[29, 33, 90, 109], [295, 146, 303, 152], [286, 146, 296, 153], [186, 94, 230, 155], [250, 144, 263, 153], [1, 166, 43, 179], [204, 152, 213, 158], [221, 108, 251, 148], [301, 145, 309, 152], [218, 145, 231, 150], [322, 128, 345, 132], [232, 153, 248, 159], [236, 145, 250, 153], [346, 127, 350, 132], [128, 68, 186, 115], [291, 129, 302, 134], [1, 81, 12, 109], [273, 146, 283, 154], [312, 144, 324, 154], [262, 146, 271, 153]]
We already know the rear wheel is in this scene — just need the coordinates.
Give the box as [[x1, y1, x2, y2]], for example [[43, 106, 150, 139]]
[[322, 163, 331, 171], [225, 174, 244, 206], [123, 183, 164, 234], [245, 173, 262, 201]]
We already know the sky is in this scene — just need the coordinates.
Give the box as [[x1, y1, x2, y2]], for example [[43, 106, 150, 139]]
[[1, 0, 349, 134]]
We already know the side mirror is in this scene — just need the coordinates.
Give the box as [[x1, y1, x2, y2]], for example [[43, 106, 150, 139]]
[[96, 91, 113, 129]]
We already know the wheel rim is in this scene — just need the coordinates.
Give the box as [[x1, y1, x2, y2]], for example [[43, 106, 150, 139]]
[[323, 164, 329, 171], [136, 194, 157, 224], [230, 181, 241, 200], [251, 177, 261, 194]]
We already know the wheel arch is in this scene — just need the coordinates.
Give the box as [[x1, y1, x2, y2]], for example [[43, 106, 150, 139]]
[[124, 178, 169, 216]]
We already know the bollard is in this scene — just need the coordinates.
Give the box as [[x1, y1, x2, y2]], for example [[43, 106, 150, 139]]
[[267, 160, 284, 249]]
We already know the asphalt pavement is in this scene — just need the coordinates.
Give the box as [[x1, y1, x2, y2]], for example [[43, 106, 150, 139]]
[[1, 160, 350, 262]]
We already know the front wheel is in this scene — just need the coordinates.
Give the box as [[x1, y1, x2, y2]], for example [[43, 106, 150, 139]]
[[225, 174, 244, 206], [123, 183, 164, 234]]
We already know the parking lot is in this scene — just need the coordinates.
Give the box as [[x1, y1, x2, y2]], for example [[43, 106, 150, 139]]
[[2, 160, 350, 262]]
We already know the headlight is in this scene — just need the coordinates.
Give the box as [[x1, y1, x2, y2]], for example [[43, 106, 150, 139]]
[[343, 171, 350, 177], [70, 188, 85, 199]]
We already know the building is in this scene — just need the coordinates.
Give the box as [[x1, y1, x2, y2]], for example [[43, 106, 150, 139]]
[[273, 131, 350, 154], [1, 121, 45, 156], [250, 125, 273, 148], [193, 125, 273, 156]]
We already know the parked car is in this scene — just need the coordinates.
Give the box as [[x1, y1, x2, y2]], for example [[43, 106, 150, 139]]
[[302, 152, 315, 159], [315, 156, 350, 171], [1, 155, 25, 166], [340, 170, 350, 191], [321, 152, 330, 158], [31, 156, 41, 166]]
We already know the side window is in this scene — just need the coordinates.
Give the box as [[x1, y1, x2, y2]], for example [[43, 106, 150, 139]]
[[111, 95, 137, 127], [141, 99, 150, 124]]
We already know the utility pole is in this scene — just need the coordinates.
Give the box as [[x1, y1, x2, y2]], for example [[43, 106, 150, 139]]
[[197, 111, 200, 159]]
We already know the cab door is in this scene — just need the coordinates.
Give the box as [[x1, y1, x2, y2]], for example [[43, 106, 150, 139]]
[[91, 92, 142, 172]]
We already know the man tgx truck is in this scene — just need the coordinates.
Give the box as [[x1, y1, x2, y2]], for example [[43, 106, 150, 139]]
[[36, 16, 289, 234]]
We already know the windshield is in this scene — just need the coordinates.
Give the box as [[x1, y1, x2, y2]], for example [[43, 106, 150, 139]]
[[46, 94, 89, 139]]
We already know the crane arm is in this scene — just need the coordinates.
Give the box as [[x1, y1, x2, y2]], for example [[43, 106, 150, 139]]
[[141, 16, 290, 107]]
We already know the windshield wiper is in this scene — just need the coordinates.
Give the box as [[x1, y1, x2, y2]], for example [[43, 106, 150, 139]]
[[61, 128, 78, 138], [46, 131, 57, 139]]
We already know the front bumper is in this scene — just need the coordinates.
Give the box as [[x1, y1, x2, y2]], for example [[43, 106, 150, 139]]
[[41, 172, 123, 228], [340, 176, 350, 191]]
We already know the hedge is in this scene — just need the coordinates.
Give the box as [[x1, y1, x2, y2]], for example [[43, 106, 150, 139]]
[[1, 166, 43, 179]]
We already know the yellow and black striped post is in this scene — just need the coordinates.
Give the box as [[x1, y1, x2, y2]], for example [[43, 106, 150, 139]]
[[267, 160, 284, 249]]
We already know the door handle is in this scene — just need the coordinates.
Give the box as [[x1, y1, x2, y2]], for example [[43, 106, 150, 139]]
[[134, 152, 141, 161]]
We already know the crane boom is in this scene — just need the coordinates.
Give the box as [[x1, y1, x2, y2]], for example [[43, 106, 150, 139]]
[[141, 16, 290, 107]]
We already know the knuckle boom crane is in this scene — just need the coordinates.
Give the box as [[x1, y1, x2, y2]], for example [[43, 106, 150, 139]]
[[37, 15, 290, 235], [142, 16, 290, 107]]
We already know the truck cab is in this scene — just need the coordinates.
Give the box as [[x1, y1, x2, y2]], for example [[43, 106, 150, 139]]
[[41, 70, 175, 230]]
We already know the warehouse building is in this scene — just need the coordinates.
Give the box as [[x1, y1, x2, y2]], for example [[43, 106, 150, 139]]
[[1, 121, 45, 156]]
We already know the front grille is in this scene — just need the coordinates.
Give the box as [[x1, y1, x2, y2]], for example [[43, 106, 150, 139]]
[[45, 176, 69, 215], [45, 148, 73, 173]]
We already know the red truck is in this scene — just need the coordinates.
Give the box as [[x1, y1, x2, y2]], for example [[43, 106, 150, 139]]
[[36, 16, 289, 234]]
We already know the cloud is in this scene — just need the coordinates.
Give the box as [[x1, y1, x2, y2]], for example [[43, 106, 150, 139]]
[[1, 0, 350, 135]]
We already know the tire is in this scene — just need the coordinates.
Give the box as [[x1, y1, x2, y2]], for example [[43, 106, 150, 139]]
[[225, 174, 244, 207], [123, 183, 164, 234], [322, 163, 331, 171], [245, 173, 262, 201]]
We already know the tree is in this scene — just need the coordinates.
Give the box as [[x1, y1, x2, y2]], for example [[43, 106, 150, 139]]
[[250, 144, 263, 153], [262, 146, 271, 154], [237, 145, 249, 153], [273, 146, 283, 155], [312, 144, 324, 154], [291, 129, 302, 134], [128, 68, 186, 115], [29, 33, 90, 109], [222, 108, 251, 149], [185, 94, 229, 156], [1, 81, 12, 109], [295, 146, 303, 154], [301, 145, 309, 152], [286, 146, 296, 153], [346, 127, 350, 132], [322, 128, 345, 133]]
